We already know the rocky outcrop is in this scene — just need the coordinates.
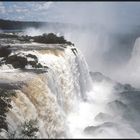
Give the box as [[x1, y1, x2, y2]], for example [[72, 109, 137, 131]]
[[84, 122, 117, 135], [0, 53, 48, 69], [0, 46, 11, 57]]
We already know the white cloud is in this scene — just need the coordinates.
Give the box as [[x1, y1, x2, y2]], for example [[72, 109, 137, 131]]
[[37, 2, 53, 11], [0, 2, 6, 13], [11, 4, 29, 13], [16, 15, 25, 20], [15, 8, 29, 13], [0, 2, 54, 21], [2, 3, 29, 14]]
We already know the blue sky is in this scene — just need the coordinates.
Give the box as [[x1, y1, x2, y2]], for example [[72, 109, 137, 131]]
[[1, 2, 140, 27]]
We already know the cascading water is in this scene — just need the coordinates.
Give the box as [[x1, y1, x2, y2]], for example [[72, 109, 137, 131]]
[[0, 43, 93, 138], [1, 41, 140, 139]]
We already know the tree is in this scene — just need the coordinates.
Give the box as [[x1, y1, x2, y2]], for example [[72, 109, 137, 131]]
[[7, 119, 39, 139], [20, 119, 39, 138]]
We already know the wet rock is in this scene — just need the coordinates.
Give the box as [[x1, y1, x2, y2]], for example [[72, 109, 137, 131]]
[[94, 112, 113, 122], [71, 48, 77, 56], [0, 52, 48, 70], [5, 55, 28, 68], [84, 122, 117, 135], [123, 84, 135, 91], [106, 100, 128, 114], [0, 82, 23, 90], [0, 46, 11, 57], [26, 54, 38, 62], [89, 71, 112, 82]]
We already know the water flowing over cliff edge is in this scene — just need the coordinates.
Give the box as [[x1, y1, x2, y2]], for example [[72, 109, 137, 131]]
[[0, 39, 93, 138], [0, 33, 140, 138]]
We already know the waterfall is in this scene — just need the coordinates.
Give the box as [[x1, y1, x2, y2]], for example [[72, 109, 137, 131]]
[[1, 43, 140, 139], [0, 44, 93, 138]]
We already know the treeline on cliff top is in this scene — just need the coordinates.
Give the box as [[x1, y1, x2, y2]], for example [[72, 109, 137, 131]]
[[0, 19, 74, 30], [0, 32, 74, 45]]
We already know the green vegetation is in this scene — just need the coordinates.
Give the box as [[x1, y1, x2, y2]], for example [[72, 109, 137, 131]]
[[0, 19, 44, 30], [32, 33, 74, 45], [7, 119, 39, 139], [0, 87, 39, 138], [0, 88, 38, 138], [20, 119, 39, 138], [7, 33, 74, 45], [0, 88, 16, 132]]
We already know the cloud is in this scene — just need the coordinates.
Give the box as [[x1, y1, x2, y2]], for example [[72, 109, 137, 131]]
[[0, 2, 5, 14], [26, 2, 53, 12], [15, 8, 29, 13], [16, 15, 26, 20], [38, 2, 53, 10], [12, 4, 29, 13], [0, 2, 54, 21], [0, 3, 31, 21]]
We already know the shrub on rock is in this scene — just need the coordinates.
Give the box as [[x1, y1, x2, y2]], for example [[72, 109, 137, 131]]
[[31, 33, 74, 45]]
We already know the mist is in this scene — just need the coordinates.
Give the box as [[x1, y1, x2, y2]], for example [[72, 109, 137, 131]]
[[49, 2, 140, 87], [22, 2, 140, 87]]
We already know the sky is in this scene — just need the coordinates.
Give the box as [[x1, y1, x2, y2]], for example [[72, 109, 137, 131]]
[[1, 1, 140, 26]]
